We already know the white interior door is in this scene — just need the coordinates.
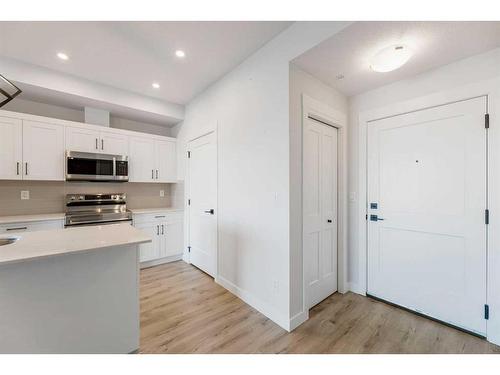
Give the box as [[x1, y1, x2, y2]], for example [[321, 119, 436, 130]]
[[188, 132, 217, 277], [303, 117, 338, 309], [367, 97, 487, 336], [23, 120, 65, 181]]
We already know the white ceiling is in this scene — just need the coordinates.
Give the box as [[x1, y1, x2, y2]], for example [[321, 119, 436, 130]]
[[293, 21, 500, 97], [0, 21, 292, 105]]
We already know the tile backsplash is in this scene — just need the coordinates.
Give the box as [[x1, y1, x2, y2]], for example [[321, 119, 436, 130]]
[[0, 180, 179, 216]]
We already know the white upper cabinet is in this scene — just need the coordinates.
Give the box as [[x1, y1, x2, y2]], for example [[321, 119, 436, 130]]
[[99, 130, 129, 155], [66, 126, 129, 156], [129, 136, 157, 182], [0, 110, 177, 183], [156, 139, 177, 183], [23, 120, 65, 181], [0, 116, 22, 180], [66, 126, 101, 153]]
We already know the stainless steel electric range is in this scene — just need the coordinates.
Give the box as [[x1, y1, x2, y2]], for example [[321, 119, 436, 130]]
[[64, 193, 133, 227]]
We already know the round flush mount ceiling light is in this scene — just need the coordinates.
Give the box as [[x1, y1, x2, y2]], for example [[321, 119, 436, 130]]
[[175, 50, 186, 58], [57, 52, 69, 61], [152, 82, 160, 89], [369, 45, 413, 73]]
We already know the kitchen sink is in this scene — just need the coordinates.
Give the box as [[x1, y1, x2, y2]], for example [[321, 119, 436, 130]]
[[0, 236, 20, 246]]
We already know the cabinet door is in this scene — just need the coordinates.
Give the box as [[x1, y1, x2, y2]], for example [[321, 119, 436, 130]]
[[100, 130, 129, 155], [0, 116, 22, 180], [162, 219, 184, 257], [156, 139, 177, 182], [135, 222, 161, 262], [23, 120, 65, 181], [66, 126, 100, 153], [129, 136, 156, 182]]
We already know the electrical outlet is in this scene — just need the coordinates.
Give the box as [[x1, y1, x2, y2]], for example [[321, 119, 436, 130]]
[[21, 190, 30, 200], [160, 190, 165, 197]]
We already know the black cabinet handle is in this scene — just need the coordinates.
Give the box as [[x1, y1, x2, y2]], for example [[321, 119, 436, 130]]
[[7, 226, 27, 231], [204, 209, 215, 215], [327, 219, 332, 223], [156, 225, 159, 235], [161, 224, 164, 235]]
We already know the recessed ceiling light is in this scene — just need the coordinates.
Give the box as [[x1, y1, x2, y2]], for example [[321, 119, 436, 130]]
[[175, 50, 186, 58], [370, 45, 413, 73], [57, 52, 69, 61], [152, 82, 160, 89]]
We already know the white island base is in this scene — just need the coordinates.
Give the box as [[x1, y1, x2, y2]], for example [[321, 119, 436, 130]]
[[0, 224, 150, 354]]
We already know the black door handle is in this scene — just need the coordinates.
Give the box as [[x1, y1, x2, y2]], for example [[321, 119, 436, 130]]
[[204, 209, 215, 215], [370, 214, 385, 221]]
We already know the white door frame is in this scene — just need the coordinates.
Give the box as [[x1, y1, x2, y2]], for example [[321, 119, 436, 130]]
[[185, 128, 219, 278], [356, 79, 500, 344], [302, 94, 348, 313]]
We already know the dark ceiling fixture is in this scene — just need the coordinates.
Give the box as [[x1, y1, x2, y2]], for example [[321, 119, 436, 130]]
[[0, 74, 22, 108]]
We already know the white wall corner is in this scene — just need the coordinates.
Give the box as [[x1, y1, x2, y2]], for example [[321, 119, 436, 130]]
[[215, 276, 291, 332]]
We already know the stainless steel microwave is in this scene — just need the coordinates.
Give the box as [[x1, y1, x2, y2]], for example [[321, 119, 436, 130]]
[[66, 151, 129, 182]]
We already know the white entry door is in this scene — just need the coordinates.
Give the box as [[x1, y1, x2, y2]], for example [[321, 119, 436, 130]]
[[188, 132, 217, 277], [303, 117, 338, 309], [367, 97, 487, 336]]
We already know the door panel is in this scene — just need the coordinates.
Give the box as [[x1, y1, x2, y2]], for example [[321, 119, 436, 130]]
[[163, 220, 183, 257], [129, 136, 156, 183], [188, 132, 217, 277], [367, 97, 487, 335], [136, 222, 160, 262], [100, 131, 128, 155], [66, 126, 100, 153], [156, 140, 176, 182], [0, 116, 22, 180], [303, 118, 338, 309], [23, 120, 64, 181]]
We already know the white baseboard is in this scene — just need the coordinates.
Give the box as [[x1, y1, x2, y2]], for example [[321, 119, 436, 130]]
[[289, 310, 308, 331], [215, 276, 291, 331], [348, 282, 366, 296], [140, 254, 182, 269]]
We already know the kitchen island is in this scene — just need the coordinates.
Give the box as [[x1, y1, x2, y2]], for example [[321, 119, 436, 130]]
[[0, 224, 151, 354]]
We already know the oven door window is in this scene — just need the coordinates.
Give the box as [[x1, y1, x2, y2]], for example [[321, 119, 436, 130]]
[[67, 157, 114, 176]]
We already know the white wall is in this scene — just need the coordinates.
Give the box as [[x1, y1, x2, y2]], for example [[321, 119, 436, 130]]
[[3, 97, 173, 137], [347, 47, 500, 345], [175, 22, 351, 330], [288, 64, 347, 320]]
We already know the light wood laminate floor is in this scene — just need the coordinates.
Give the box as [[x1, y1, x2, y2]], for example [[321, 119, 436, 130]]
[[140, 261, 500, 354]]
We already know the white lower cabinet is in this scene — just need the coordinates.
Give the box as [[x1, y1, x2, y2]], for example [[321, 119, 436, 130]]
[[0, 219, 64, 234], [133, 211, 184, 266]]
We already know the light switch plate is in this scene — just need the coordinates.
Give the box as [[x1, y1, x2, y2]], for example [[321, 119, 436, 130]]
[[21, 190, 30, 200], [159, 190, 165, 197]]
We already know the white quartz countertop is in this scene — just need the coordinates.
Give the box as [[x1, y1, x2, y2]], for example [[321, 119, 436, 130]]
[[0, 224, 151, 266], [129, 207, 184, 215], [0, 213, 65, 225]]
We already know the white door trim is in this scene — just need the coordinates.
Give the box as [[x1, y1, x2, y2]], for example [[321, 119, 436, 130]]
[[355, 79, 500, 344], [302, 94, 348, 315], [185, 128, 218, 278]]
